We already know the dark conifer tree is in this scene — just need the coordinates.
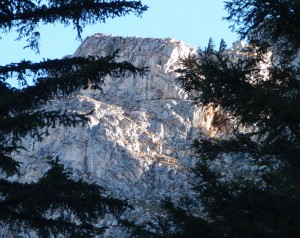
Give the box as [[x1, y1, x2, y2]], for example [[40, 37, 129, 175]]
[[224, 0, 300, 58], [127, 0, 300, 237], [0, 0, 147, 237]]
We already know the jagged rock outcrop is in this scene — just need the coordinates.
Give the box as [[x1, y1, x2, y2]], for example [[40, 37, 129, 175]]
[[12, 34, 222, 236]]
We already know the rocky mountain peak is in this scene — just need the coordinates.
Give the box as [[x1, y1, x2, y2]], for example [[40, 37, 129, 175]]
[[74, 34, 195, 72], [73, 34, 197, 105], [12, 34, 225, 237]]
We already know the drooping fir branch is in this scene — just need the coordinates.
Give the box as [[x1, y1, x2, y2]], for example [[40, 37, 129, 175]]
[[123, 196, 221, 238], [0, 150, 20, 176], [0, 52, 144, 141], [0, 0, 148, 52], [0, 52, 147, 115], [224, 0, 300, 58], [1, 109, 91, 141], [0, 108, 94, 176], [0, 158, 129, 237]]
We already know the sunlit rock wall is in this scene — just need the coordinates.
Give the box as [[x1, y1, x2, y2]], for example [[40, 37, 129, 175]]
[[12, 35, 199, 232], [10, 35, 257, 237]]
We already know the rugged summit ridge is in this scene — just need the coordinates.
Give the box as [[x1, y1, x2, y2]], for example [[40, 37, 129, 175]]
[[74, 34, 195, 102]]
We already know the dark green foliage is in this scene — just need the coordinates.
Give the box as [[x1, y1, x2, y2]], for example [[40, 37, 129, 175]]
[[224, 0, 300, 58], [192, 134, 300, 237], [0, 0, 148, 236], [157, 197, 221, 238], [0, 158, 128, 237], [0, 0, 148, 52], [177, 38, 299, 237], [124, 195, 221, 238]]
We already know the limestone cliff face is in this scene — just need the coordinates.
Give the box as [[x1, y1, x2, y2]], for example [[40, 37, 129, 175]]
[[11, 35, 252, 237], [12, 35, 201, 235], [8, 34, 260, 238]]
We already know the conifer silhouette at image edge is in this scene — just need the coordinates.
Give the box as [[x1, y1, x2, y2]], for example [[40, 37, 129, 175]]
[[0, 1, 148, 237]]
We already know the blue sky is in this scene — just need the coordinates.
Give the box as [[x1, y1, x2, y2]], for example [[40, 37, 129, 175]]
[[0, 0, 238, 66]]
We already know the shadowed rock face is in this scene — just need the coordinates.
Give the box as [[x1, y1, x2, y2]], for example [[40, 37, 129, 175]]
[[11, 34, 207, 236]]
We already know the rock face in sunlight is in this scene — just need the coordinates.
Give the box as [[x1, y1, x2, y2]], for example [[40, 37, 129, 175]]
[[13, 34, 232, 236]]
